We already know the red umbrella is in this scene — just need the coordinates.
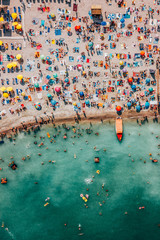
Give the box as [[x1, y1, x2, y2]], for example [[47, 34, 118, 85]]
[[116, 106, 122, 111], [55, 86, 61, 92], [128, 78, 133, 83]]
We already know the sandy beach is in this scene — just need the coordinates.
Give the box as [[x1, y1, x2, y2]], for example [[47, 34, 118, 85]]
[[0, 0, 160, 134]]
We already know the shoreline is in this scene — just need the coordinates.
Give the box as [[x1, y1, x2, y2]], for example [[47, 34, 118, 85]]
[[0, 111, 159, 137]]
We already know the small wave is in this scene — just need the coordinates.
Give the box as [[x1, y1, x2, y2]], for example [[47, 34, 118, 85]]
[[84, 178, 93, 184]]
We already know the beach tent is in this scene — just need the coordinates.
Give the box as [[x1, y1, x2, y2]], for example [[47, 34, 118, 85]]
[[55, 29, 61, 36]]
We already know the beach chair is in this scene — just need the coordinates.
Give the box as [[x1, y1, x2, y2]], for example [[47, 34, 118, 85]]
[[18, 7, 21, 14], [12, 26, 14, 32], [14, 7, 17, 13], [15, 78, 18, 84], [7, 9, 10, 16], [19, 14, 22, 21]]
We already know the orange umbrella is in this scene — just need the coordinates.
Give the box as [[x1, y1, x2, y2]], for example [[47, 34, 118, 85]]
[[116, 106, 122, 111], [140, 51, 145, 55]]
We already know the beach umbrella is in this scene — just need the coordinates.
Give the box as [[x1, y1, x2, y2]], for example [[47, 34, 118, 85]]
[[85, 100, 90, 105], [40, 55, 45, 60], [64, 78, 69, 83], [11, 62, 18, 67], [46, 56, 50, 60], [140, 51, 145, 56], [101, 21, 107, 26], [0, 87, 6, 92], [128, 78, 133, 83], [79, 91, 84, 96], [73, 102, 77, 106], [116, 106, 122, 111], [53, 73, 58, 78], [108, 14, 115, 20], [16, 24, 22, 30], [7, 63, 12, 69], [98, 103, 103, 107], [140, 92, 145, 97], [21, 92, 26, 96], [146, 78, 150, 84], [67, 27, 71, 31], [119, 61, 124, 65], [55, 86, 61, 92], [17, 75, 23, 80], [127, 102, 132, 109], [122, 68, 127, 72], [3, 93, 9, 98], [132, 85, 136, 90], [47, 93, 52, 98], [7, 87, 13, 92], [51, 100, 57, 105], [46, 75, 51, 80], [34, 83, 39, 88], [12, 22, 18, 26], [149, 87, 153, 92], [88, 42, 93, 47], [136, 105, 141, 112], [0, 40, 3, 46], [106, 22, 110, 27], [16, 54, 22, 60], [11, 13, 17, 19], [0, 17, 4, 22], [145, 102, 150, 109], [120, 18, 125, 23]]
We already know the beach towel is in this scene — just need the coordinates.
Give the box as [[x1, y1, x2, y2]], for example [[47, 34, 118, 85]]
[[55, 29, 61, 36]]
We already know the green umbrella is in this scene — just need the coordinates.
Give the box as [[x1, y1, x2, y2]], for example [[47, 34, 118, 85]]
[[34, 83, 39, 88], [47, 93, 52, 98], [149, 87, 153, 92], [53, 73, 58, 78], [40, 55, 45, 60], [88, 42, 93, 47]]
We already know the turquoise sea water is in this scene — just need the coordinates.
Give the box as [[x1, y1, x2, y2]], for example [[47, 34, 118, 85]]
[[0, 121, 160, 240]]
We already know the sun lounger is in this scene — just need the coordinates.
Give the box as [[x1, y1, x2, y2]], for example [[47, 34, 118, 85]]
[[18, 7, 21, 14], [14, 7, 17, 13]]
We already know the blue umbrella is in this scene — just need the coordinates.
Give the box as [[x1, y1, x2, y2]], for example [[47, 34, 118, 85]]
[[149, 87, 153, 92], [108, 14, 115, 20], [46, 75, 51, 80], [146, 78, 150, 84], [127, 102, 131, 108], [64, 78, 69, 83], [85, 100, 90, 105], [132, 85, 136, 90], [136, 105, 141, 112], [51, 100, 57, 105], [120, 18, 125, 23], [145, 102, 150, 109], [79, 91, 84, 96], [101, 21, 106, 26]]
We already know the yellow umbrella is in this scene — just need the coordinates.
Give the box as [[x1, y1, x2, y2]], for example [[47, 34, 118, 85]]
[[0, 40, 3, 46], [12, 22, 18, 26], [7, 63, 13, 69], [0, 17, 4, 22], [3, 93, 9, 98], [16, 24, 22, 30], [16, 54, 22, 60], [17, 74, 23, 80], [73, 102, 77, 106], [21, 92, 26, 96], [0, 87, 6, 92], [119, 61, 124, 65], [11, 62, 18, 67], [11, 13, 17, 19], [7, 87, 13, 92]]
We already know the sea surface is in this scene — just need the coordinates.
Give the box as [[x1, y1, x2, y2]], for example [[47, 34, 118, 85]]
[[0, 121, 160, 240]]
